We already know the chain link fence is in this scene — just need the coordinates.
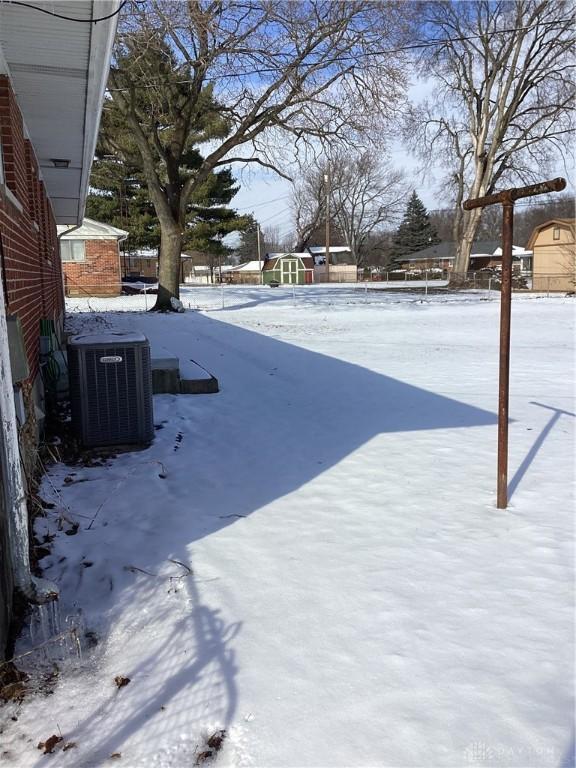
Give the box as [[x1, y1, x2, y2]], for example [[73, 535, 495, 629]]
[[63, 272, 574, 314]]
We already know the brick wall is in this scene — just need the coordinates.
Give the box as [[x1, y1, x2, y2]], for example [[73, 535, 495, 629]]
[[63, 239, 121, 297], [0, 75, 64, 385]]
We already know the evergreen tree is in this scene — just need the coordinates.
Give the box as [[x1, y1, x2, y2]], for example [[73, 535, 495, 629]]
[[391, 192, 440, 260], [89, 91, 251, 263], [86, 160, 160, 253], [234, 219, 260, 263]]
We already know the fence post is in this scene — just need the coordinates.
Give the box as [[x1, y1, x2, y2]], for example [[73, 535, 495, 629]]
[[547, 276, 550, 298], [143, 284, 148, 311], [425, 270, 428, 297], [221, 282, 225, 309], [488, 277, 492, 298]]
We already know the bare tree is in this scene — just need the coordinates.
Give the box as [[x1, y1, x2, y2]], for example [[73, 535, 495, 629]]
[[407, 0, 575, 278], [107, 0, 407, 309], [331, 150, 407, 265], [292, 150, 406, 264]]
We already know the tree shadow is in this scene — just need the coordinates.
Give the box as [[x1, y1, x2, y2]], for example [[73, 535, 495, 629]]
[[181, 285, 290, 312], [560, 733, 575, 768], [32, 561, 240, 767], [30, 309, 499, 762], [508, 401, 575, 501]]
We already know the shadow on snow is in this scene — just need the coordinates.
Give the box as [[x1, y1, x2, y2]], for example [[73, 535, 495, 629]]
[[35, 309, 501, 763]]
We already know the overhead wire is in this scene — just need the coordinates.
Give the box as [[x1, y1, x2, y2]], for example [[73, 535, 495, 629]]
[[3, 0, 128, 23]]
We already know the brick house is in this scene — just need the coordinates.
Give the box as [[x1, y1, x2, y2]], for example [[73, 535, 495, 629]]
[[58, 218, 128, 297], [0, 1, 119, 658]]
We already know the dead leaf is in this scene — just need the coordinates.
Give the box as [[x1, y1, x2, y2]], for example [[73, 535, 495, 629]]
[[37, 735, 63, 754], [207, 730, 226, 751], [63, 742, 77, 752], [114, 676, 130, 689], [110, 754, 122, 760]]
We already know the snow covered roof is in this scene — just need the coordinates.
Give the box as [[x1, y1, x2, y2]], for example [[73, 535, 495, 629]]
[[493, 245, 533, 257], [226, 261, 263, 272], [307, 246, 351, 255], [404, 241, 529, 262], [266, 252, 310, 259], [57, 218, 128, 241]]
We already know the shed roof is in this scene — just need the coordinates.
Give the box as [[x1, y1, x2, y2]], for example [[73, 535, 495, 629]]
[[526, 219, 575, 250], [264, 254, 314, 270]]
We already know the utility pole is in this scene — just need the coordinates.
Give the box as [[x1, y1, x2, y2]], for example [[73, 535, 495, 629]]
[[463, 176, 566, 509], [324, 170, 330, 284], [257, 224, 263, 285]]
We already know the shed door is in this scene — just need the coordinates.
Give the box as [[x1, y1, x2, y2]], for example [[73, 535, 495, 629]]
[[282, 259, 298, 284]]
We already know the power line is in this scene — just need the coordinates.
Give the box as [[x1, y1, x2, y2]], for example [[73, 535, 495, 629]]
[[258, 206, 293, 225], [3, 0, 128, 23], [235, 194, 291, 212], [106, 17, 574, 91]]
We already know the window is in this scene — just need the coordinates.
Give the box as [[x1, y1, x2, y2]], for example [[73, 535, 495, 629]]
[[553, 227, 560, 241], [60, 240, 86, 262]]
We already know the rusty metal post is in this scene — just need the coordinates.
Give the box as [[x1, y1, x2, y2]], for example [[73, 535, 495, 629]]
[[497, 200, 514, 508], [463, 177, 566, 509]]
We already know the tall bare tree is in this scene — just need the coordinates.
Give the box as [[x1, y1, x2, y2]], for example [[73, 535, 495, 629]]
[[107, 0, 407, 309], [407, 0, 575, 278], [292, 151, 406, 264], [331, 151, 407, 265]]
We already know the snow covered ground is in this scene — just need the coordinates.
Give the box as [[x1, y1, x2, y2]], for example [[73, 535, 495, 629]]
[[2, 286, 574, 768]]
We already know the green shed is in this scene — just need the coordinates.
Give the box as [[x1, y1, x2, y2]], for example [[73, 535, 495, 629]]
[[263, 253, 314, 285]]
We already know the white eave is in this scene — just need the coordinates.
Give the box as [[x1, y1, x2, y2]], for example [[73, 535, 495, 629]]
[[57, 217, 128, 240], [0, 1, 120, 225]]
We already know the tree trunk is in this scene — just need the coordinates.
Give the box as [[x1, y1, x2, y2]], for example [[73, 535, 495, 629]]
[[152, 224, 183, 311], [451, 208, 482, 286]]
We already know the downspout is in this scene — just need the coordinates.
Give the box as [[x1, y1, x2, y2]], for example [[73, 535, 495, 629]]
[[58, 224, 83, 298], [0, 253, 57, 603]]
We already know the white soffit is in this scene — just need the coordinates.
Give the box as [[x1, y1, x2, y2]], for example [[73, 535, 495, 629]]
[[0, 1, 120, 224]]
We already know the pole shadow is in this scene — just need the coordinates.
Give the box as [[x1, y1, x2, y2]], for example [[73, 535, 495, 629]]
[[508, 401, 575, 501]]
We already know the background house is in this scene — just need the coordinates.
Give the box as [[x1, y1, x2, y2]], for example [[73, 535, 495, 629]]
[[527, 219, 575, 292], [307, 245, 357, 283], [0, 0, 119, 658], [58, 218, 128, 297], [399, 241, 533, 273], [221, 260, 263, 284]]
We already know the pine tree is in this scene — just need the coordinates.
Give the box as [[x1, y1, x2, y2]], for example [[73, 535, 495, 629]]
[[88, 123, 251, 264], [391, 192, 440, 260], [86, 160, 160, 253]]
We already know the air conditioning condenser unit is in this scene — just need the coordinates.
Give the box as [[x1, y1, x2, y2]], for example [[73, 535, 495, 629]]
[[68, 331, 153, 447]]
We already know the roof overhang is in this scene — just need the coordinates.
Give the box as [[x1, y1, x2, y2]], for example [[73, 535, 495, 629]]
[[0, 1, 120, 225], [57, 217, 128, 241]]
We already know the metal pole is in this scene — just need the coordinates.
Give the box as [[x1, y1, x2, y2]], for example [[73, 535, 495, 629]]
[[324, 170, 330, 284], [497, 201, 514, 509], [463, 177, 565, 510], [257, 224, 262, 285]]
